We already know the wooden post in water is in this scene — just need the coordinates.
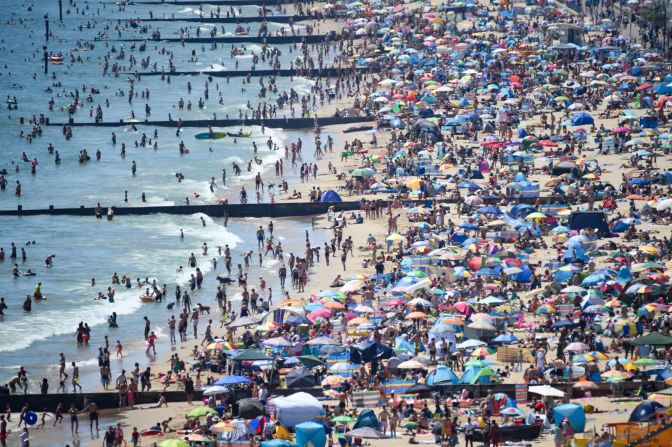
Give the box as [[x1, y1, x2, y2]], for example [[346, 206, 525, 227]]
[[43, 46, 48, 74], [44, 14, 49, 41], [58, 0, 63, 22]]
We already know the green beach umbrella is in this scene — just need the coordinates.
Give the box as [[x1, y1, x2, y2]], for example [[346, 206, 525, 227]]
[[464, 359, 487, 367], [186, 407, 219, 419], [350, 168, 374, 177], [332, 415, 357, 423], [633, 358, 659, 366], [158, 440, 190, 447]]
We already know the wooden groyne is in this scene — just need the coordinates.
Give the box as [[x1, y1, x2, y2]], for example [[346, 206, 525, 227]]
[[125, 66, 367, 78], [0, 196, 581, 218], [44, 115, 375, 129], [139, 15, 318, 24], [118, 0, 313, 5], [113, 32, 355, 44]]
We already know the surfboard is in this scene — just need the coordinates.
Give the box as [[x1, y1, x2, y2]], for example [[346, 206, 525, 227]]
[[195, 132, 226, 140]]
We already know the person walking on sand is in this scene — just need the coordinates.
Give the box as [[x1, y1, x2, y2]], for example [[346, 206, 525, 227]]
[[191, 308, 199, 338], [71, 362, 82, 393], [143, 316, 150, 340], [146, 331, 157, 355], [68, 403, 78, 434]]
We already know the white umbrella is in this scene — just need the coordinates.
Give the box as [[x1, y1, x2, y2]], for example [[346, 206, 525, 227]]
[[203, 385, 230, 396], [340, 280, 366, 293], [561, 286, 586, 294], [397, 360, 426, 369], [529, 385, 565, 398], [457, 339, 488, 349], [656, 198, 672, 211]]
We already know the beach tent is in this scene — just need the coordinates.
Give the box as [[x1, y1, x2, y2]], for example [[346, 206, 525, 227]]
[[571, 112, 594, 126], [270, 392, 323, 427], [350, 340, 394, 364], [629, 401, 665, 422], [353, 409, 380, 430], [295, 422, 327, 447], [320, 190, 342, 203], [426, 365, 459, 385], [551, 161, 579, 176], [459, 366, 492, 385], [553, 403, 586, 432], [640, 115, 658, 129], [568, 212, 610, 236], [285, 368, 316, 388]]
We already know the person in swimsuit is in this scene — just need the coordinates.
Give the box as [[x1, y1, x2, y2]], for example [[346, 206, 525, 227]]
[[68, 403, 79, 434], [0, 415, 7, 447], [53, 403, 63, 426], [82, 399, 99, 432]]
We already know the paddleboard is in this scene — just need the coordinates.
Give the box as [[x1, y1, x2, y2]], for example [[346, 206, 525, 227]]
[[195, 132, 226, 140]]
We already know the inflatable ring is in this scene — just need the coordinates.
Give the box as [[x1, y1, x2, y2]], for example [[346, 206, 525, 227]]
[[24, 411, 38, 425]]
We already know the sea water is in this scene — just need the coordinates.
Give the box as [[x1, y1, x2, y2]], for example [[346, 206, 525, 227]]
[[0, 0, 333, 387]]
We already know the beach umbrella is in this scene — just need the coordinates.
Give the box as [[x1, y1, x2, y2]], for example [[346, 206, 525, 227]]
[[397, 360, 426, 369], [324, 301, 346, 310], [573, 380, 598, 390], [470, 347, 495, 357], [525, 212, 547, 220], [159, 440, 190, 447], [330, 362, 361, 373], [340, 280, 367, 293], [347, 428, 384, 439], [206, 341, 237, 351], [405, 311, 428, 320], [213, 375, 252, 386], [332, 416, 357, 424], [528, 385, 565, 397], [203, 385, 230, 396], [467, 321, 496, 330], [322, 375, 344, 387], [562, 286, 586, 294], [457, 339, 487, 349], [535, 304, 556, 314], [587, 351, 609, 360], [186, 407, 219, 419], [492, 333, 519, 344], [347, 317, 370, 326], [464, 359, 488, 367], [565, 342, 590, 353], [500, 407, 525, 416], [634, 358, 660, 367], [262, 337, 293, 348]]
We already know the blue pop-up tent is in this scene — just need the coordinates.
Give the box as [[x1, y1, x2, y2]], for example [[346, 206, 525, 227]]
[[296, 422, 326, 447], [553, 403, 586, 432], [320, 190, 342, 203], [426, 365, 460, 385], [571, 112, 594, 126]]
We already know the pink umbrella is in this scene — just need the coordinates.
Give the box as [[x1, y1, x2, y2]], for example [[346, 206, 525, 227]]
[[613, 126, 631, 134], [308, 309, 332, 321]]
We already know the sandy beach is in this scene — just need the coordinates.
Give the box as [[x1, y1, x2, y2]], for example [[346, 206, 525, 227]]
[[4, 0, 672, 447]]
